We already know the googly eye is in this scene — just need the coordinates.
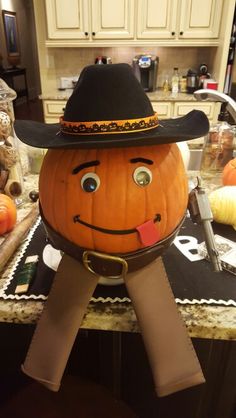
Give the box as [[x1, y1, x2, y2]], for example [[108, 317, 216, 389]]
[[133, 166, 152, 187], [81, 172, 100, 193]]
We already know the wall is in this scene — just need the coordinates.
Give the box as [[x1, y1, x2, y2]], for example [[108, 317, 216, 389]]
[[0, 0, 41, 99], [50, 46, 216, 89]]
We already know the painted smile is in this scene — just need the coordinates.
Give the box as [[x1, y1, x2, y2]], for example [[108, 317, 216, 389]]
[[73, 214, 161, 235]]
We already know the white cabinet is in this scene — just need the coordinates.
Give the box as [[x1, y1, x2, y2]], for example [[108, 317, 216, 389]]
[[45, 0, 89, 39], [179, 0, 223, 39], [91, 0, 135, 39], [173, 102, 215, 119], [45, 0, 135, 40], [43, 100, 66, 123], [137, 0, 223, 40], [151, 102, 172, 119], [151, 101, 215, 121], [136, 0, 178, 39], [45, 0, 224, 45]]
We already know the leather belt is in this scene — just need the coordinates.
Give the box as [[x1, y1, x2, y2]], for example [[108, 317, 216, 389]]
[[40, 207, 185, 278]]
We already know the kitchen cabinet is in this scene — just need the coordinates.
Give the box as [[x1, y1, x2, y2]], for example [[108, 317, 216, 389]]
[[44, 0, 224, 45], [43, 99, 66, 123], [173, 102, 215, 119], [151, 101, 215, 120], [136, 0, 178, 39], [45, 0, 135, 40], [137, 0, 223, 40], [45, 0, 89, 39], [151, 102, 172, 119], [91, 0, 135, 39], [179, 0, 223, 39]]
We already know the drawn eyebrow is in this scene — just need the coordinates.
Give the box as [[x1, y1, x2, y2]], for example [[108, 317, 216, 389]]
[[130, 158, 153, 165], [72, 160, 100, 174]]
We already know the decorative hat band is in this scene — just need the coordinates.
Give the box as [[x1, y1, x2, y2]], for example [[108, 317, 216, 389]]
[[60, 113, 158, 135]]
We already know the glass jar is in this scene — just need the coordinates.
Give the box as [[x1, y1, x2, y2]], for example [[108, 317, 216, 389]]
[[200, 122, 235, 180], [0, 78, 24, 202], [27, 145, 46, 174]]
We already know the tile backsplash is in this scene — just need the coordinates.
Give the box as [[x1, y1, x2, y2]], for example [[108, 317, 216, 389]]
[[49, 46, 216, 90]]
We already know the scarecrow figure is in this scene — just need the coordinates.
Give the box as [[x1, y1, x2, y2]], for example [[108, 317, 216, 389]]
[[15, 64, 209, 397]]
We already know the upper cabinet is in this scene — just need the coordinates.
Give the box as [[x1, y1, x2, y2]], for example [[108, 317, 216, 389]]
[[45, 0, 225, 46], [45, 0, 89, 39], [137, 0, 223, 40], [91, 0, 135, 39], [178, 0, 223, 39], [45, 0, 135, 41], [137, 0, 178, 39]]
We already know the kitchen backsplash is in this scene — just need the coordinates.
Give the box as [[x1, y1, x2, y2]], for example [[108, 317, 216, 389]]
[[49, 46, 216, 90]]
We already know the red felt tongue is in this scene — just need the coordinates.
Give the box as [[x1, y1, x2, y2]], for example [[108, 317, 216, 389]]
[[136, 220, 160, 247]]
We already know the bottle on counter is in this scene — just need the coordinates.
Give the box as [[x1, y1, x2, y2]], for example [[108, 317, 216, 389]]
[[163, 76, 170, 92], [186, 69, 198, 94], [179, 76, 187, 93], [171, 67, 179, 96]]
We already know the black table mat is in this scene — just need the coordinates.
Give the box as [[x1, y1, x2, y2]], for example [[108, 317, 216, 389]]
[[1, 217, 236, 306]]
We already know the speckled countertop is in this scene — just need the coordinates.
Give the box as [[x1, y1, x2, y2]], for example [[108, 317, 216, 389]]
[[40, 88, 197, 102], [0, 174, 236, 341]]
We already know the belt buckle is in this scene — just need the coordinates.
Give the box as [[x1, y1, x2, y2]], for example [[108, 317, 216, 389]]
[[82, 250, 128, 279]]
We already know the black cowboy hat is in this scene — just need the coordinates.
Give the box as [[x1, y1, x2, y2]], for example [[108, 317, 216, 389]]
[[14, 63, 209, 149]]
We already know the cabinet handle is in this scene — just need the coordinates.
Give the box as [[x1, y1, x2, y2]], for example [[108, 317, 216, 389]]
[[179, 31, 183, 35], [92, 32, 96, 36], [171, 31, 175, 36], [84, 32, 88, 36]]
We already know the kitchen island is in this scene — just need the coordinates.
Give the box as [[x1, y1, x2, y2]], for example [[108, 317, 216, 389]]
[[0, 172, 236, 418], [0, 174, 235, 342]]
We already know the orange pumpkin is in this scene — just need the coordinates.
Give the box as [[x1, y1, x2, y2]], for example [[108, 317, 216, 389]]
[[39, 144, 188, 254], [0, 194, 17, 235], [222, 157, 236, 186]]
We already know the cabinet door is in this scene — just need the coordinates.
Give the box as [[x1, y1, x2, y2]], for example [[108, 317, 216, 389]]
[[151, 102, 172, 119], [91, 0, 135, 39], [173, 102, 214, 120], [45, 0, 89, 39], [179, 0, 223, 39], [43, 100, 67, 123], [137, 0, 178, 39]]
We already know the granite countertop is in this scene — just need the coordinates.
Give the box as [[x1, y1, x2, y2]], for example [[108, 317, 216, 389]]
[[0, 174, 236, 341], [40, 88, 197, 102]]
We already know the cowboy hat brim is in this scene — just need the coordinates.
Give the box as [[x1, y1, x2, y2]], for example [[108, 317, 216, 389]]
[[14, 109, 209, 149]]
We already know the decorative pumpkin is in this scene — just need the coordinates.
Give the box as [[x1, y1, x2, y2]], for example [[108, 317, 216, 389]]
[[208, 186, 236, 230], [0, 194, 17, 235], [222, 157, 236, 185], [39, 143, 188, 254]]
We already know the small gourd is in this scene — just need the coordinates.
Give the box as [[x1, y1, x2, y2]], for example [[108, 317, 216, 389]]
[[0, 194, 17, 235], [222, 158, 236, 186], [208, 186, 236, 230]]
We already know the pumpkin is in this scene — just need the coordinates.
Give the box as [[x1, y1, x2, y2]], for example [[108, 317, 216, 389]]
[[0, 194, 17, 235], [208, 186, 236, 229], [39, 144, 188, 254], [222, 157, 236, 185]]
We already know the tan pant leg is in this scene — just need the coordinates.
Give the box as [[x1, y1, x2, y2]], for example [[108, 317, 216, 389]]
[[22, 254, 99, 391], [125, 258, 205, 397]]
